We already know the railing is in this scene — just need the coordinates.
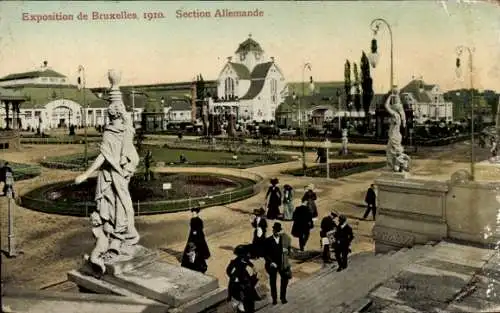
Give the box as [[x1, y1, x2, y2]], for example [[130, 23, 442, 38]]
[[19, 171, 265, 217]]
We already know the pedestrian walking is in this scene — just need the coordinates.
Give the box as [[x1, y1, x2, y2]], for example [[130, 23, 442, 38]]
[[334, 215, 354, 272], [320, 211, 338, 263], [265, 178, 282, 220], [1, 162, 13, 197], [291, 201, 314, 252], [264, 222, 292, 305], [181, 207, 210, 274], [226, 244, 261, 313], [282, 185, 294, 221], [363, 184, 377, 220], [251, 207, 267, 258], [302, 184, 318, 219]]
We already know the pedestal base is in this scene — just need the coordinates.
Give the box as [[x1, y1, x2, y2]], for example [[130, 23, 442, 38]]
[[68, 245, 225, 313]]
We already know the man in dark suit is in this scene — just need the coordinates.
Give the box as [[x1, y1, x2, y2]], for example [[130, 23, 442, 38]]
[[363, 184, 377, 220], [334, 215, 354, 272], [264, 222, 292, 305], [320, 211, 338, 263]]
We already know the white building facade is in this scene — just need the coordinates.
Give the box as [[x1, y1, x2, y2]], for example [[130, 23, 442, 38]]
[[214, 35, 287, 122], [400, 79, 454, 124]]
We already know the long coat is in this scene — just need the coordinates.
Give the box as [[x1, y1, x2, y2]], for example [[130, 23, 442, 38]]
[[365, 188, 376, 205], [263, 233, 292, 273], [226, 257, 260, 303], [266, 185, 282, 219], [334, 223, 354, 249], [181, 216, 210, 272], [251, 216, 267, 257], [291, 205, 314, 238], [320, 216, 337, 238], [302, 190, 318, 218]]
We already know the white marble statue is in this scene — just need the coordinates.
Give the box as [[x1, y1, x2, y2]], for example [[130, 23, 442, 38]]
[[75, 70, 140, 274], [384, 87, 411, 172], [341, 128, 349, 155]]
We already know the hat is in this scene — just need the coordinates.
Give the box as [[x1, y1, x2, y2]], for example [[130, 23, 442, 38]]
[[272, 222, 282, 232], [234, 244, 250, 256], [306, 184, 314, 191], [330, 211, 339, 217], [190, 207, 201, 213], [253, 207, 265, 215], [270, 178, 279, 185]]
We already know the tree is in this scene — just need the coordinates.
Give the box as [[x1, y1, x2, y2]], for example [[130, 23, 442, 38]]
[[196, 74, 205, 100], [344, 60, 352, 110], [353, 62, 361, 112], [360, 51, 374, 131]]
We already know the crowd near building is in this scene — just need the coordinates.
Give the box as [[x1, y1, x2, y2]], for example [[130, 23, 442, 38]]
[[0, 36, 461, 134]]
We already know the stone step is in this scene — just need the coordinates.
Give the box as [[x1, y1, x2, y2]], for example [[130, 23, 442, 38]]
[[260, 253, 392, 313], [1, 288, 168, 313], [258, 246, 433, 313], [287, 252, 380, 297]]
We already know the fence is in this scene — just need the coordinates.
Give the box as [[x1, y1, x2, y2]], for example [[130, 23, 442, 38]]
[[19, 171, 265, 217]]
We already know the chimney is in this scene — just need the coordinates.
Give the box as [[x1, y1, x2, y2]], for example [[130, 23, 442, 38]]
[[271, 57, 275, 63], [227, 56, 232, 62]]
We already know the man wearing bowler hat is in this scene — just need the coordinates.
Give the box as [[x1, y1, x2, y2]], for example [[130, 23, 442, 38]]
[[264, 222, 292, 305]]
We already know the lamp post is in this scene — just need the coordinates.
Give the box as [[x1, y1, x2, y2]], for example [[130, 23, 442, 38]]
[[5, 171, 17, 257], [368, 18, 394, 89], [301, 63, 312, 175], [131, 89, 137, 128], [324, 138, 331, 179], [455, 45, 475, 180], [78, 65, 88, 167]]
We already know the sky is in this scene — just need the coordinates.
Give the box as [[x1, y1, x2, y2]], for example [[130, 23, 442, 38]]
[[0, 1, 499, 93]]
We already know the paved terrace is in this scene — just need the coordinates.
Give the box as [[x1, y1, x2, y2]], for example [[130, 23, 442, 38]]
[[1, 142, 498, 301]]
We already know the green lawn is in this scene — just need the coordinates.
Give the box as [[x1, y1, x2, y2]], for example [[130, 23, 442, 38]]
[[40, 146, 292, 170], [148, 147, 263, 163]]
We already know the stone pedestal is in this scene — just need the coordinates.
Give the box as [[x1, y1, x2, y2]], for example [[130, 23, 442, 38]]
[[373, 172, 449, 253], [373, 170, 500, 253], [68, 245, 226, 313]]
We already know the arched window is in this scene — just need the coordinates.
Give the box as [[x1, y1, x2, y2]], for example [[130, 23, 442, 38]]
[[270, 78, 277, 104], [224, 77, 235, 100]]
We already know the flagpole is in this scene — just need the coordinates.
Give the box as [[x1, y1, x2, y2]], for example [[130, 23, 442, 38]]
[[78, 65, 88, 167]]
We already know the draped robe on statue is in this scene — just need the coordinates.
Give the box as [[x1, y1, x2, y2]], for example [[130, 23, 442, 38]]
[[96, 122, 140, 245]]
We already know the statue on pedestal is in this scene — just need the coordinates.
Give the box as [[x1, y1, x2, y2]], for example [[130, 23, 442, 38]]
[[385, 87, 410, 172], [340, 129, 349, 155], [75, 70, 140, 275]]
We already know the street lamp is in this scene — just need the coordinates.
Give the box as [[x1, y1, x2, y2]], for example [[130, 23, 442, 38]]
[[455, 45, 476, 180], [5, 171, 17, 257], [77, 65, 88, 167], [300, 63, 313, 175], [368, 18, 394, 89]]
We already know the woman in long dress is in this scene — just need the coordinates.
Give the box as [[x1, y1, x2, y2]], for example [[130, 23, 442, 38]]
[[181, 207, 210, 273], [282, 184, 294, 221], [226, 244, 260, 313], [250, 208, 267, 258], [265, 178, 282, 220]]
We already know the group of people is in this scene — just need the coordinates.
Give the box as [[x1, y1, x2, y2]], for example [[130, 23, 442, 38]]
[[179, 178, 366, 313], [264, 178, 318, 221]]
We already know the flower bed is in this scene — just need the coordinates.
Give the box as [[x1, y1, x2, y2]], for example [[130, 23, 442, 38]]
[[20, 172, 259, 216], [282, 161, 387, 177]]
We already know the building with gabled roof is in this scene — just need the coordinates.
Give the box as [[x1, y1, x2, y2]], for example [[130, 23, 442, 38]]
[[214, 34, 287, 122], [400, 78, 453, 124]]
